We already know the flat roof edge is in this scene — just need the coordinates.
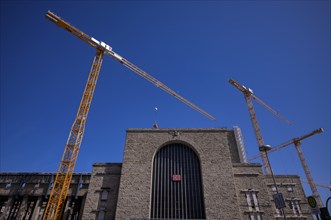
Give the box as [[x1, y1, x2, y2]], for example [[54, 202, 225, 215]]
[[0, 172, 91, 175], [93, 163, 122, 167], [126, 128, 230, 133]]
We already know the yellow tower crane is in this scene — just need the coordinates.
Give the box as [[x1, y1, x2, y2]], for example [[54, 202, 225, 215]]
[[229, 78, 291, 174], [249, 128, 325, 208], [43, 11, 216, 220]]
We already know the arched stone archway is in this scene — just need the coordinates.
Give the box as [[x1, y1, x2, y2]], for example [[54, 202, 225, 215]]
[[150, 143, 206, 219]]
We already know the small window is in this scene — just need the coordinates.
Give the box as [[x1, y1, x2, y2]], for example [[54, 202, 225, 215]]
[[274, 206, 281, 216], [101, 190, 108, 201], [97, 210, 105, 220], [0, 197, 8, 214], [272, 185, 276, 192], [293, 200, 302, 216], [0, 206, 5, 214], [287, 186, 293, 192], [5, 182, 11, 189], [245, 191, 262, 219], [251, 198, 255, 208]]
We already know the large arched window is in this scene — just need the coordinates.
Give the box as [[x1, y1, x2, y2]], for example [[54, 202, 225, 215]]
[[150, 143, 206, 219]]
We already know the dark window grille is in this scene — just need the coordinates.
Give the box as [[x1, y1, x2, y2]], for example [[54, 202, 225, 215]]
[[151, 143, 206, 219]]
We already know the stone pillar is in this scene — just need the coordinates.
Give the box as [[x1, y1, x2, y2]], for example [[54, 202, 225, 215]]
[[31, 196, 42, 220], [4, 196, 16, 219], [81, 169, 101, 220], [37, 199, 47, 220], [16, 196, 28, 219], [0, 196, 13, 219], [78, 196, 86, 219], [62, 196, 72, 220]]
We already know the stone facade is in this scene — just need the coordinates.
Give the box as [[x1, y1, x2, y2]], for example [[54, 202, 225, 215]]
[[264, 175, 313, 219], [115, 128, 241, 219], [233, 164, 312, 219], [0, 173, 90, 220], [0, 128, 313, 219], [115, 128, 312, 220], [82, 163, 122, 220]]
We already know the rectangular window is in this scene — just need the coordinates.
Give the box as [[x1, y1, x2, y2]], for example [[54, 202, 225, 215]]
[[289, 199, 302, 216], [7, 196, 23, 219], [0, 196, 8, 214], [101, 190, 108, 201], [97, 210, 105, 220], [22, 197, 37, 220], [5, 182, 11, 188], [271, 185, 276, 192], [287, 186, 293, 192], [38, 200, 48, 220], [274, 206, 281, 217], [245, 191, 262, 220]]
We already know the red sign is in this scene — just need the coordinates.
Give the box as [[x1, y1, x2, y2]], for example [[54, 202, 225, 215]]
[[172, 174, 181, 182]]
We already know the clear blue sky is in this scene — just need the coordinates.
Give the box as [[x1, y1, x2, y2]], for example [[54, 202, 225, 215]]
[[1, 1, 330, 207]]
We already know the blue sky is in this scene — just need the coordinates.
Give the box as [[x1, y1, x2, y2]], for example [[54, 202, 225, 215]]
[[1, 0, 330, 207]]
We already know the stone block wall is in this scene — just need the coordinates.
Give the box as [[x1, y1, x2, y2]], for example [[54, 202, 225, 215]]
[[233, 164, 313, 220], [0, 172, 90, 220], [265, 175, 313, 219], [82, 163, 122, 220], [233, 163, 275, 219], [0, 128, 315, 220], [115, 128, 242, 220]]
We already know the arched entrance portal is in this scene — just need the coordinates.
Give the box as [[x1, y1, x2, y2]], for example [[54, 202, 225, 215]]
[[150, 143, 206, 219]]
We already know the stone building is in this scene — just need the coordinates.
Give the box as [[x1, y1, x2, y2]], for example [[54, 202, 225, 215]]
[[0, 128, 313, 219], [0, 173, 90, 220]]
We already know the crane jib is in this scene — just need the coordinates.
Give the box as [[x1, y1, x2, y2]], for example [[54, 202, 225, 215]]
[[43, 9, 218, 220], [229, 78, 291, 125], [45, 11, 216, 122], [44, 11, 217, 219], [249, 128, 324, 161]]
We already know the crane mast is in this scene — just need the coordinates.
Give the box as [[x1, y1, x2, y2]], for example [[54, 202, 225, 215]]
[[244, 93, 270, 174], [229, 79, 291, 174], [249, 128, 325, 207], [43, 50, 103, 219], [44, 11, 215, 219], [294, 141, 324, 208]]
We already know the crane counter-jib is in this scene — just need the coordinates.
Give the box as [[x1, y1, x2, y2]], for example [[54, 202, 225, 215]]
[[46, 11, 111, 52]]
